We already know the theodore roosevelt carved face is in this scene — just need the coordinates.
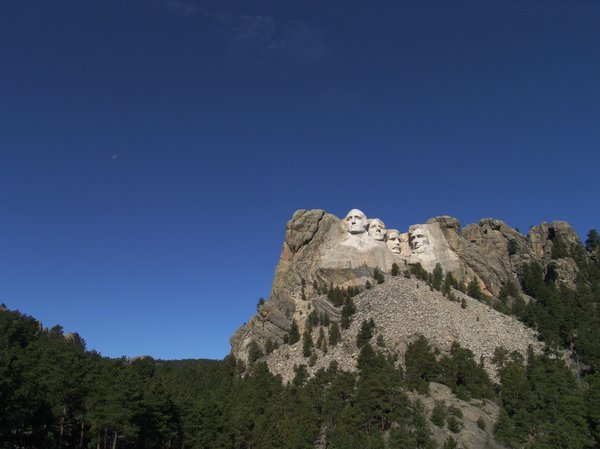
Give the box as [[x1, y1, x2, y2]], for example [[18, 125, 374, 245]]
[[344, 209, 368, 234], [368, 219, 386, 241], [386, 229, 402, 254], [409, 227, 431, 254]]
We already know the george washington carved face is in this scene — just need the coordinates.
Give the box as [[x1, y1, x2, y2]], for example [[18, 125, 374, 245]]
[[368, 219, 386, 241], [344, 209, 368, 234]]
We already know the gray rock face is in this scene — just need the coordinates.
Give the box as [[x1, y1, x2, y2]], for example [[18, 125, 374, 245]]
[[264, 275, 543, 383], [230, 209, 589, 363], [527, 221, 581, 261], [230, 209, 337, 362], [231, 209, 398, 362], [526, 221, 583, 288], [450, 218, 528, 296]]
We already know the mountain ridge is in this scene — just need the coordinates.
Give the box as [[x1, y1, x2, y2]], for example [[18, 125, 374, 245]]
[[230, 208, 585, 366]]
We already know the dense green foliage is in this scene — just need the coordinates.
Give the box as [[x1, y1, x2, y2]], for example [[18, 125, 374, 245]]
[[409, 262, 429, 281], [491, 232, 600, 447], [0, 307, 183, 449], [404, 336, 494, 400], [494, 349, 594, 448], [1, 306, 439, 449], [325, 284, 361, 307], [516, 258, 600, 373]]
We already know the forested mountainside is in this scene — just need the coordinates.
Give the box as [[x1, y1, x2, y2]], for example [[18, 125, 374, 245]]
[[1, 224, 600, 449]]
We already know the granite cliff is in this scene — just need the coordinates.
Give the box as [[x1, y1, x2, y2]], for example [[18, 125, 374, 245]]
[[230, 208, 585, 367]]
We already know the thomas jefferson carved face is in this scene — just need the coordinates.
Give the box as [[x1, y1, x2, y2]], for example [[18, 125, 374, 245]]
[[344, 209, 368, 234], [386, 229, 402, 254], [368, 219, 386, 241], [409, 227, 431, 254]]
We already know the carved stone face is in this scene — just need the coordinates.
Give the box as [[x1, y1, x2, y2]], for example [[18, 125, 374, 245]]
[[368, 219, 386, 241], [386, 229, 402, 254], [344, 209, 368, 234], [409, 227, 431, 254]]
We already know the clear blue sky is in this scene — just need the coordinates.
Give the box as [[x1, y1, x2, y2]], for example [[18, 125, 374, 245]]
[[1, 0, 599, 360]]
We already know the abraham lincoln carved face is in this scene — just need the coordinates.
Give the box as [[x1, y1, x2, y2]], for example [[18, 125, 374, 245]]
[[409, 227, 431, 254]]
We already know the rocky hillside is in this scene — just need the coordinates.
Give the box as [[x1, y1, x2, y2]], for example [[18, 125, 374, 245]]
[[230, 208, 586, 366], [264, 273, 542, 383]]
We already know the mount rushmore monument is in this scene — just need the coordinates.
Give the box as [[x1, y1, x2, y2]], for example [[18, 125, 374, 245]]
[[230, 208, 584, 362]]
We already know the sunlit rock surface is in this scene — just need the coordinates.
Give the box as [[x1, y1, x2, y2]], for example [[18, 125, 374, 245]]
[[230, 208, 588, 364]]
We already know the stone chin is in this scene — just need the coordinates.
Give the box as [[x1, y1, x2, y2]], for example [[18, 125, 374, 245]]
[[344, 208, 368, 234], [413, 243, 428, 254], [368, 218, 386, 241]]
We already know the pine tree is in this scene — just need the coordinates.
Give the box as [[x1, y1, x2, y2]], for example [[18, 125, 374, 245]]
[[391, 262, 400, 276], [341, 297, 356, 329], [586, 229, 600, 251], [288, 320, 300, 344], [551, 234, 570, 259], [247, 340, 263, 363], [432, 263, 443, 291], [356, 319, 375, 348], [467, 277, 484, 301], [430, 401, 446, 426], [265, 338, 276, 354], [316, 327, 325, 351], [405, 336, 438, 394], [307, 309, 320, 327], [329, 322, 341, 347], [410, 262, 429, 281], [302, 329, 313, 357], [256, 297, 265, 311], [443, 436, 458, 449], [373, 268, 385, 284]]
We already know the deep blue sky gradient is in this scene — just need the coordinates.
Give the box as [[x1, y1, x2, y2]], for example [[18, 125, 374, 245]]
[[1, 0, 599, 359]]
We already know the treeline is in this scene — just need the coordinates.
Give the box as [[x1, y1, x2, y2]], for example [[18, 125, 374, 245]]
[[0, 305, 442, 449], [3, 302, 600, 448], [0, 307, 182, 449]]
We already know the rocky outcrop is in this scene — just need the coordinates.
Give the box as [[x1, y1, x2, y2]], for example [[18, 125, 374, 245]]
[[230, 209, 589, 363], [527, 221, 581, 262], [527, 221, 583, 288], [230, 209, 336, 362], [451, 218, 528, 296]]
